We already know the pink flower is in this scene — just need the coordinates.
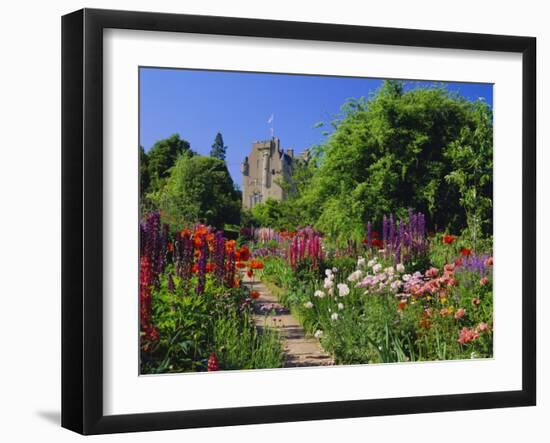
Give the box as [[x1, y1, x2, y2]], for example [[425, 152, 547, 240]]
[[444, 263, 455, 273], [458, 327, 479, 345], [425, 267, 439, 278], [480, 277, 489, 286], [477, 322, 489, 333], [454, 308, 466, 319], [471, 298, 481, 306], [484, 257, 494, 267]]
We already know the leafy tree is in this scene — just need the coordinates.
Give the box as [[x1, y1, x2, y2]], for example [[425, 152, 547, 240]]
[[151, 153, 240, 228], [147, 134, 193, 193], [210, 132, 227, 161], [292, 80, 492, 244], [139, 145, 150, 196]]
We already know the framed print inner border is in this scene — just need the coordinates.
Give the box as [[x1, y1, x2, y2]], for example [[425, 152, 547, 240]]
[[61, 8, 536, 435]]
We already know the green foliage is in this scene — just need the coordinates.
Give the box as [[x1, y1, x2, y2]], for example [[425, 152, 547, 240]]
[[273, 80, 492, 245], [151, 153, 241, 229], [146, 134, 194, 194], [210, 132, 228, 161]]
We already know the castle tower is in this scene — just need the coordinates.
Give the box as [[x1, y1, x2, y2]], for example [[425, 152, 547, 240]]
[[241, 137, 293, 209]]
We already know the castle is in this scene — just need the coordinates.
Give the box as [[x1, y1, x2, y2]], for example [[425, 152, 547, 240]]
[[241, 137, 306, 209]]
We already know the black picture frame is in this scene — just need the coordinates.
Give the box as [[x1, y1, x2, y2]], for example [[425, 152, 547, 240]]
[[62, 8, 536, 435]]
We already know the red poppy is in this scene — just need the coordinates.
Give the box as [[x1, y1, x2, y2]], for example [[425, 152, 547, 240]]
[[167, 242, 174, 252], [233, 278, 240, 288], [371, 239, 383, 249], [372, 231, 380, 239], [250, 290, 260, 299], [236, 262, 246, 269], [454, 258, 463, 267], [206, 263, 216, 273], [250, 259, 264, 270], [460, 248, 472, 256], [238, 245, 251, 262], [191, 264, 199, 273], [247, 269, 253, 278], [442, 235, 456, 244]]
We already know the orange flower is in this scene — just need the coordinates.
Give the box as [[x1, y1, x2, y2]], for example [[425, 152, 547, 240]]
[[225, 240, 236, 252], [233, 278, 240, 288], [206, 263, 216, 273], [250, 290, 260, 299], [397, 299, 407, 311], [250, 259, 264, 270], [168, 242, 174, 252], [236, 262, 246, 269], [192, 264, 198, 273], [180, 229, 191, 238], [194, 225, 208, 237], [194, 237, 203, 248]]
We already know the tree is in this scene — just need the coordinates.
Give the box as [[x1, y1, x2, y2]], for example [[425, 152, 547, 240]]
[[289, 80, 492, 245], [210, 132, 227, 161], [147, 134, 193, 193], [151, 153, 240, 228], [139, 145, 150, 196]]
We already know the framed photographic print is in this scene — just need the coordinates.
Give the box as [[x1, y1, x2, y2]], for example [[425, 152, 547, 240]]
[[62, 8, 536, 435]]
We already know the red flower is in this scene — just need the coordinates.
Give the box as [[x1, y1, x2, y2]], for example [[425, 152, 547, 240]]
[[238, 245, 251, 262], [250, 290, 260, 299], [372, 231, 380, 239], [192, 264, 199, 273], [247, 269, 253, 278], [205, 262, 216, 273], [207, 352, 219, 371], [442, 235, 456, 244], [460, 248, 472, 256], [250, 259, 264, 270], [371, 239, 383, 249], [236, 262, 246, 269]]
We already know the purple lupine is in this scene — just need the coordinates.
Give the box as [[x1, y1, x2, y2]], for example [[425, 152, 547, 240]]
[[167, 273, 175, 292], [213, 231, 226, 284], [196, 234, 208, 295], [388, 213, 395, 249]]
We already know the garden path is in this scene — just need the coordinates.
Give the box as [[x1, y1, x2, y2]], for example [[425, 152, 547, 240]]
[[243, 275, 334, 367]]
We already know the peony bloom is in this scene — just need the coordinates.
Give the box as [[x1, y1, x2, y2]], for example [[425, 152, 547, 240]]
[[484, 257, 494, 266], [425, 267, 439, 278], [314, 290, 326, 298], [323, 278, 334, 290], [337, 283, 350, 297], [337, 303, 344, 310], [402, 274, 411, 282], [480, 277, 490, 286], [325, 269, 333, 277], [357, 257, 366, 268], [372, 263, 382, 274], [304, 301, 314, 309], [331, 313, 339, 321], [454, 308, 466, 319], [314, 330, 323, 338], [477, 322, 489, 333], [347, 270, 363, 282], [385, 266, 395, 275], [458, 327, 479, 345], [367, 258, 377, 268], [444, 263, 455, 273], [396, 263, 405, 273]]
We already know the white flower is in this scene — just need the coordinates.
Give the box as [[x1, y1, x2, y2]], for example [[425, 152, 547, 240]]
[[331, 313, 339, 321], [314, 330, 323, 338], [372, 263, 382, 274], [325, 269, 333, 277], [314, 290, 325, 298], [385, 266, 395, 275], [332, 267, 338, 273], [337, 303, 344, 310], [337, 283, 350, 297], [304, 301, 314, 309], [396, 263, 405, 273], [323, 278, 334, 289], [367, 258, 377, 268], [402, 274, 411, 282], [347, 270, 363, 282], [357, 257, 366, 268], [328, 287, 334, 296]]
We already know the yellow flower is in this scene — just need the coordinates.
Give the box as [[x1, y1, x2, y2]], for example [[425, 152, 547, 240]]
[[448, 306, 455, 314], [440, 297, 448, 304], [426, 296, 432, 301]]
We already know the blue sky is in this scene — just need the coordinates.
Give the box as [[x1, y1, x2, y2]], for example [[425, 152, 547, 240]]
[[139, 68, 493, 189]]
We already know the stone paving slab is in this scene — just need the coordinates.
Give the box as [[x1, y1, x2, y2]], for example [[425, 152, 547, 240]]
[[243, 275, 334, 367]]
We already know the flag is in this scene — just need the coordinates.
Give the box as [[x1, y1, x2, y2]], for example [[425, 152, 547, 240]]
[[267, 114, 274, 124]]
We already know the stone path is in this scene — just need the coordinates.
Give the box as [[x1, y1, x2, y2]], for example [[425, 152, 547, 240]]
[[243, 275, 334, 367]]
